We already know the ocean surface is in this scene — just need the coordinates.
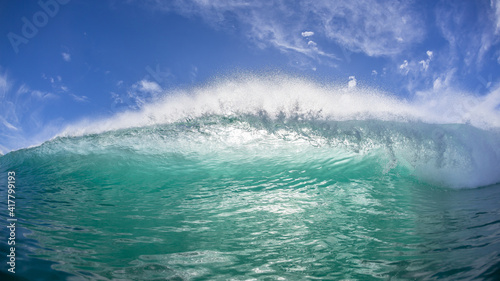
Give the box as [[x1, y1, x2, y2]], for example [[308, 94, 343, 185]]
[[1, 77, 500, 280]]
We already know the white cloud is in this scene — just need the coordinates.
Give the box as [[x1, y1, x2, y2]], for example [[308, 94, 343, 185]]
[[138, 80, 162, 93], [43, 74, 75, 97], [0, 69, 63, 152], [399, 60, 409, 75], [398, 50, 434, 77], [0, 73, 16, 132], [16, 84, 29, 96], [113, 79, 164, 110], [432, 69, 456, 90], [426, 50, 433, 59], [70, 93, 89, 102], [190, 65, 198, 82], [0, 73, 11, 100], [419, 60, 429, 71], [142, 0, 425, 64], [62, 52, 71, 62], [436, 1, 500, 68], [310, 1, 425, 56], [372, 70, 378, 76], [1, 117, 18, 131], [418, 50, 433, 71], [301, 31, 314, 37], [348, 76, 357, 88], [493, 0, 500, 34]]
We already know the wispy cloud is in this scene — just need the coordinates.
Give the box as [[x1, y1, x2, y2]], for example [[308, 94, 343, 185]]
[[70, 93, 89, 102], [399, 60, 409, 75], [0, 117, 18, 131], [0, 71, 11, 100], [111, 79, 164, 110], [309, 1, 425, 57], [0, 69, 63, 152], [390, 50, 439, 94], [42, 74, 88, 102], [138, 80, 162, 93], [190, 65, 198, 82], [62, 52, 71, 62], [419, 51, 433, 71], [492, 0, 500, 34], [301, 31, 314, 37], [139, 0, 426, 65], [348, 76, 357, 88], [436, 1, 500, 69]]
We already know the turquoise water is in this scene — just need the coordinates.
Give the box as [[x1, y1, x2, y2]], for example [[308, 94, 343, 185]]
[[1, 115, 500, 280]]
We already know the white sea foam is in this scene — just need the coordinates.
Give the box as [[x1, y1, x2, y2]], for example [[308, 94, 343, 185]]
[[60, 74, 500, 137]]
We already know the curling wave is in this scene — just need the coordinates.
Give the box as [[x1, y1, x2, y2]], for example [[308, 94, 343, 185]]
[[4, 75, 500, 189]]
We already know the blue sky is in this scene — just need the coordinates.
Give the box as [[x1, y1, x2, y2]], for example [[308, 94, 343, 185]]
[[1, 0, 500, 153]]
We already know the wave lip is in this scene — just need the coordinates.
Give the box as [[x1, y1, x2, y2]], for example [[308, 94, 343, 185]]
[[59, 75, 500, 137]]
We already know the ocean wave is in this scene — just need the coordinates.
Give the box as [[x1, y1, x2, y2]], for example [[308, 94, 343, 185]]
[[3, 114, 500, 189], [3, 75, 500, 189]]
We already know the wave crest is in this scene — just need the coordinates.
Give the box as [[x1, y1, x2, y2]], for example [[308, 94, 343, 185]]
[[5, 75, 497, 189], [60, 74, 500, 137]]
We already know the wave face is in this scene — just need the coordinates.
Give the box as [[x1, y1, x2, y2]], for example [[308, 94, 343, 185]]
[[11, 115, 500, 189], [1, 76, 500, 280]]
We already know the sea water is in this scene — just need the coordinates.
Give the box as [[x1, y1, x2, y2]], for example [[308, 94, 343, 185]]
[[1, 76, 500, 280]]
